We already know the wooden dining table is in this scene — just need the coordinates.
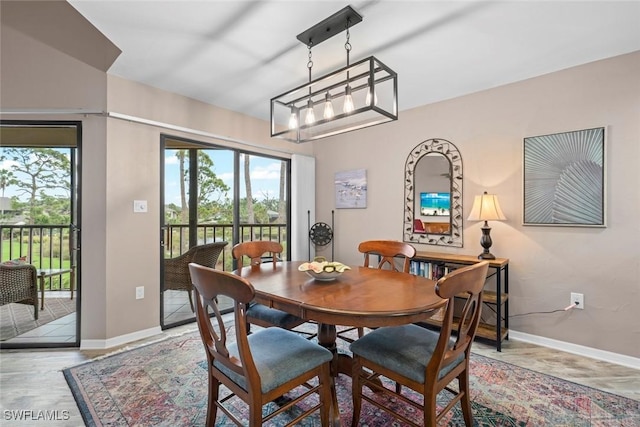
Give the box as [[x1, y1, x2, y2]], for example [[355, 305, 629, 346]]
[[234, 260, 446, 425]]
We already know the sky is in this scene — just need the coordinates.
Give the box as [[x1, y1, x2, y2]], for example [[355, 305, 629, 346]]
[[164, 149, 285, 206]]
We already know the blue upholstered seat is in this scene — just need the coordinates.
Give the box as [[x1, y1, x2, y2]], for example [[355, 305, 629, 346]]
[[350, 324, 464, 384], [189, 263, 333, 426], [350, 261, 490, 427], [246, 303, 305, 331], [215, 327, 332, 393]]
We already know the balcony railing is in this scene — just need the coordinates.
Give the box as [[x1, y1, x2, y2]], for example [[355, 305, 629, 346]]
[[0, 223, 288, 293], [164, 223, 288, 271], [0, 224, 74, 293]]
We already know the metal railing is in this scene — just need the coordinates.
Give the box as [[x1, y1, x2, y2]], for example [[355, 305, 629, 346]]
[[0, 223, 288, 292], [0, 224, 74, 292], [164, 223, 288, 270]]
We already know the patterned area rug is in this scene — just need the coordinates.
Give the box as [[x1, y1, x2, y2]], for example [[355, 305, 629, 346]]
[[63, 328, 639, 426], [0, 297, 76, 340]]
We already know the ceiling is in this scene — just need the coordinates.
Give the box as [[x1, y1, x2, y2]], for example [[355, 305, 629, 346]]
[[67, 1, 640, 122]]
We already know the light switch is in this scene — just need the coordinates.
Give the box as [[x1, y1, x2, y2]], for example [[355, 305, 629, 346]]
[[133, 200, 148, 213]]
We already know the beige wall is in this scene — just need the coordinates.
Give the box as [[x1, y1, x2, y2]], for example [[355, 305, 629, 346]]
[[312, 51, 640, 358]]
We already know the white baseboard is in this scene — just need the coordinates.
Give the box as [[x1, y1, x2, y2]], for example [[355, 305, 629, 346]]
[[80, 326, 162, 350], [509, 330, 640, 370]]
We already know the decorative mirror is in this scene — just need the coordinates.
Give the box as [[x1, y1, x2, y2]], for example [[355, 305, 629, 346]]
[[403, 138, 463, 247]]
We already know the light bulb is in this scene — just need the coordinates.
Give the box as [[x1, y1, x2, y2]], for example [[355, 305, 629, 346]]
[[288, 109, 298, 129], [343, 85, 354, 114], [365, 79, 378, 106], [323, 92, 334, 119], [304, 99, 315, 125]]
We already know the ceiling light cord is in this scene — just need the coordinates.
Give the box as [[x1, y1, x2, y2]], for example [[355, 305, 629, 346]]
[[304, 42, 316, 125], [343, 20, 354, 114]]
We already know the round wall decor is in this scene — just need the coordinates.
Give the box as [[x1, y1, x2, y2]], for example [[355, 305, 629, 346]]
[[309, 222, 333, 246]]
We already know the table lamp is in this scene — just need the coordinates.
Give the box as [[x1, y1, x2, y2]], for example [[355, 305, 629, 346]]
[[467, 191, 506, 259]]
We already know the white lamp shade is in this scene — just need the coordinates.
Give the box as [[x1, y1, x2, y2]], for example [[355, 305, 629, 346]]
[[468, 192, 506, 221]]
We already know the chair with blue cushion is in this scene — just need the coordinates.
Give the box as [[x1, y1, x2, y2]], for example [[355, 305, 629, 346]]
[[188, 262, 333, 427], [350, 261, 490, 427], [337, 240, 416, 343], [232, 241, 309, 334]]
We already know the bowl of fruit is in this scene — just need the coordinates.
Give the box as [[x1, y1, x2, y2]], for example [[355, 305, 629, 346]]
[[298, 259, 351, 281]]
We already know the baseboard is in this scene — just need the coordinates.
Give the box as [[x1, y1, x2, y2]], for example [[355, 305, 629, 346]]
[[509, 329, 640, 370], [80, 326, 162, 350]]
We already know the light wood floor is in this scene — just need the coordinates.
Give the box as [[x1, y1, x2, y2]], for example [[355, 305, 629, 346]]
[[1, 326, 638, 426]]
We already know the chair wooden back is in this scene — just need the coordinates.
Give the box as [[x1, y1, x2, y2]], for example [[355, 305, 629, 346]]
[[358, 240, 416, 272], [232, 241, 283, 269], [188, 263, 260, 394], [428, 261, 489, 381]]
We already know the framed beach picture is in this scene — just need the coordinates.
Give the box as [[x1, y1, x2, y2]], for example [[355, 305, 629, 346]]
[[335, 169, 367, 209], [523, 127, 605, 227]]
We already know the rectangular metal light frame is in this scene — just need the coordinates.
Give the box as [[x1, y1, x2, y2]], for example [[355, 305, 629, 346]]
[[271, 56, 398, 143]]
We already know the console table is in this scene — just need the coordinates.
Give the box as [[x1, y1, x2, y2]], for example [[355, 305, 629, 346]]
[[411, 251, 509, 351]]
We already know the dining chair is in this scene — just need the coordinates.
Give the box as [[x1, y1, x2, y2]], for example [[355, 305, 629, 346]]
[[232, 241, 309, 334], [163, 241, 228, 312], [188, 263, 333, 427], [349, 261, 490, 427], [337, 240, 416, 343]]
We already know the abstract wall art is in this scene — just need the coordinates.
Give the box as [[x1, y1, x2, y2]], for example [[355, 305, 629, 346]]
[[523, 127, 605, 226]]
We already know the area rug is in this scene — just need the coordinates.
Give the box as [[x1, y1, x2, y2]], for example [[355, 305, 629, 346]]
[[0, 297, 75, 340], [63, 328, 639, 427]]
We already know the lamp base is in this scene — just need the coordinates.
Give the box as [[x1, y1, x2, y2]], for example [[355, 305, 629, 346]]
[[478, 252, 496, 260], [478, 222, 496, 260]]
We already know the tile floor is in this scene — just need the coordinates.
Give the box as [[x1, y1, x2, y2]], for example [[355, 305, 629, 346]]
[[2, 292, 77, 344]]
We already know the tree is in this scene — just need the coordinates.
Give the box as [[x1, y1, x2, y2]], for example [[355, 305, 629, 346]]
[[176, 150, 230, 223], [2, 148, 70, 224], [176, 150, 189, 224], [243, 154, 254, 224], [0, 166, 17, 217], [277, 160, 286, 223]]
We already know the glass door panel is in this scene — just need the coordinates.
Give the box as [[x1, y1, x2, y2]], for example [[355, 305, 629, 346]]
[[238, 153, 289, 259], [161, 136, 290, 329], [162, 139, 235, 327], [0, 121, 80, 348]]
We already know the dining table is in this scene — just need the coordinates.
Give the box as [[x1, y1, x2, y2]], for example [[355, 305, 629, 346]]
[[234, 260, 446, 426]]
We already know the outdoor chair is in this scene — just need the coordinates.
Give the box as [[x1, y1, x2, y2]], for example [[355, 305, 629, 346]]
[[188, 263, 333, 427], [163, 241, 228, 312], [0, 263, 39, 320], [350, 261, 490, 427], [337, 240, 416, 343], [232, 241, 310, 335]]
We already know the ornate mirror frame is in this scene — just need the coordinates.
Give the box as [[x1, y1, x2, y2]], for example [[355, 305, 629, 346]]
[[403, 138, 463, 247]]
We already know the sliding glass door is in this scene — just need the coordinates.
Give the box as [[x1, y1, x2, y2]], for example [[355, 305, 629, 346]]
[[160, 135, 290, 328], [0, 121, 81, 348]]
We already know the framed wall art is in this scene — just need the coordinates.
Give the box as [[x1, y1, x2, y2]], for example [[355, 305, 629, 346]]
[[523, 127, 605, 227], [335, 169, 367, 209]]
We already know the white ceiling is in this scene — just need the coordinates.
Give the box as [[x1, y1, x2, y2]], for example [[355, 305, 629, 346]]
[[67, 1, 640, 122]]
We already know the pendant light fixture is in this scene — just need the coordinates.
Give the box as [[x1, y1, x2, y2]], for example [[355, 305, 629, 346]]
[[271, 5, 398, 143]]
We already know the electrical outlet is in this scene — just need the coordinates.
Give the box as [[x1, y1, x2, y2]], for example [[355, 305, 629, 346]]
[[570, 292, 584, 310], [136, 286, 144, 300]]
